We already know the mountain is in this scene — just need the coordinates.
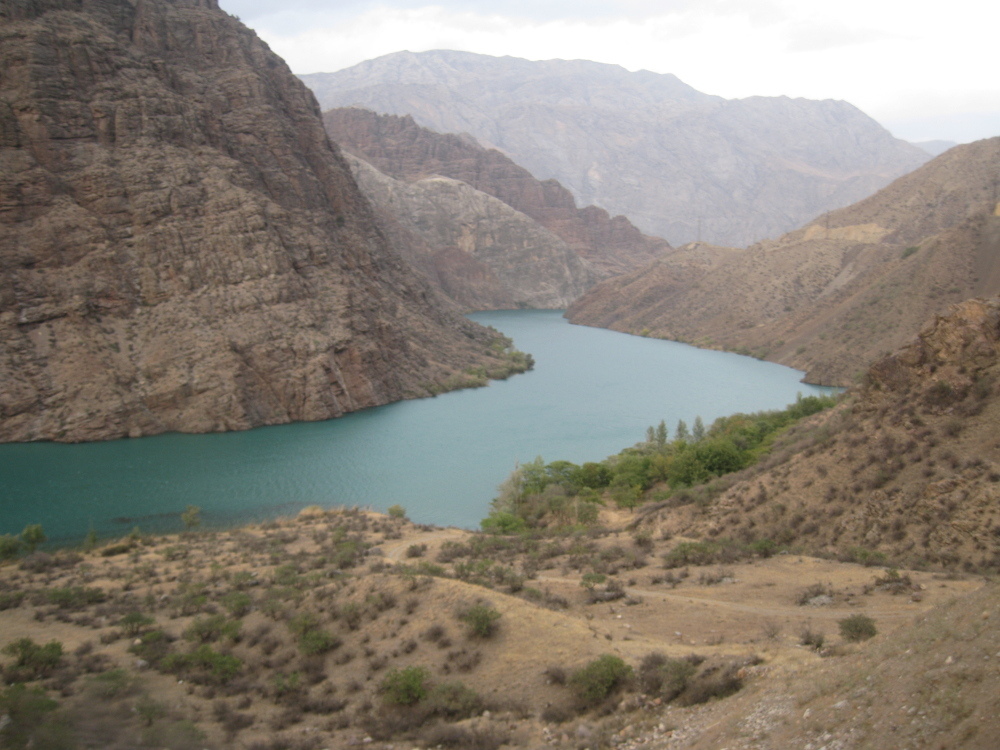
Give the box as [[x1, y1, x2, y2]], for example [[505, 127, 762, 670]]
[[0, 0, 516, 443], [301, 50, 931, 247], [635, 295, 1000, 573], [322, 107, 670, 280], [345, 152, 593, 309], [567, 137, 1000, 386], [914, 139, 959, 156]]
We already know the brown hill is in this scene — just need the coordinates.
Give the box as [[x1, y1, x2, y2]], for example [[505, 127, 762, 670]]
[[304, 51, 930, 247], [634, 296, 1000, 573], [0, 0, 512, 443], [345, 153, 593, 310], [567, 137, 1000, 385], [322, 107, 671, 280]]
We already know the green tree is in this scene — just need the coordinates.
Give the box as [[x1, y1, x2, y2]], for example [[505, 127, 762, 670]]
[[387, 504, 407, 519], [0, 684, 60, 750], [20, 524, 46, 553], [180, 505, 201, 530], [655, 420, 668, 447], [675, 419, 690, 442], [692, 416, 706, 441]]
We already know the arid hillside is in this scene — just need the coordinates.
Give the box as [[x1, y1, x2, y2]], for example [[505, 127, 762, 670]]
[[0, 0, 514, 443], [567, 137, 1000, 385], [634, 296, 1000, 573], [323, 107, 671, 280]]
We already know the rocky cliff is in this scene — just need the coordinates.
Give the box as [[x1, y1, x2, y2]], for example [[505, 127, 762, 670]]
[[0, 0, 509, 443], [345, 154, 592, 310], [567, 138, 1000, 385], [322, 107, 670, 279], [302, 50, 930, 247]]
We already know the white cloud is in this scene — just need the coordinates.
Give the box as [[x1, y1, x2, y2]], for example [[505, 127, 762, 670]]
[[230, 0, 1000, 142]]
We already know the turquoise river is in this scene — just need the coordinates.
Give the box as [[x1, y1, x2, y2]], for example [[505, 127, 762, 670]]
[[0, 311, 837, 544]]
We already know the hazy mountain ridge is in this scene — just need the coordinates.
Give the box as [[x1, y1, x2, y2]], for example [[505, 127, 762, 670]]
[[301, 50, 930, 247], [0, 0, 510, 443], [322, 107, 670, 280], [567, 137, 1000, 385]]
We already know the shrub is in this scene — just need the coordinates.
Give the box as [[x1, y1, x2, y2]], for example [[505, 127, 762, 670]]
[[298, 629, 340, 656], [162, 645, 242, 684], [637, 653, 696, 701], [129, 629, 174, 667], [380, 665, 429, 705], [0, 534, 23, 561], [119, 611, 156, 637], [181, 505, 201, 530], [425, 681, 484, 719], [459, 603, 502, 638], [0, 683, 59, 749], [839, 614, 877, 642], [2, 638, 63, 680], [387, 505, 407, 519], [569, 654, 633, 706], [183, 614, 241, 644], [44, 586, 106, 610], [20, 524, 46, 553], [221, 591, 252, 617], [800, 627, 825, 650]]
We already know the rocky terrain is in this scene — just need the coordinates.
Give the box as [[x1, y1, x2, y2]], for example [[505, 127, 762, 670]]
[[344, 152, 593, 310], [323, 108, 670, 280], [302, 50, 930, 247], [567, 137, 1000, 385], [0, 0, 522, 443]]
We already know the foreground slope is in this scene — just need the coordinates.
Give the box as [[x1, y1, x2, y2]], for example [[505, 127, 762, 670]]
[[635, 296, 1000, 573], [303, 50, 929, 247], [0, 0, 507, 443], [568, 138, 1000, 385], [323, 107, 670, 280]]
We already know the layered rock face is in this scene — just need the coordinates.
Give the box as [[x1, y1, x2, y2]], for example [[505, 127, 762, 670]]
[[0, 0, 502, 443], [322, 108, 670, 279], [567, 138, 1000, 385], [302, 50, 930, 247], [346, 154, 592, 310]]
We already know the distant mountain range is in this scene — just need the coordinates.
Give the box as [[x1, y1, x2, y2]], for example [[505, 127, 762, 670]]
[[566, 137, 1000, 386], [323, 108, 672, 310], [301, 50, 931, 247]]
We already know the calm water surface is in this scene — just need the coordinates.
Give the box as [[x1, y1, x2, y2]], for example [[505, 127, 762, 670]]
[[0, 311, 836, 544]]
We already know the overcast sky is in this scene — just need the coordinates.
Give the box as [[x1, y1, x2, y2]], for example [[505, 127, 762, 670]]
[[218, 0, 998, 144]]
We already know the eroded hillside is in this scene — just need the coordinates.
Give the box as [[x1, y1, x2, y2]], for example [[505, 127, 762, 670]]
[[323, 107, 671, 281], [567, 138, 1000, 385]]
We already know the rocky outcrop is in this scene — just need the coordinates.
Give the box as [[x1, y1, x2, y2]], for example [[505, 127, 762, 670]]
[[0, 0, 509, 443], [322, 108, 670, 279], [567, 138, 1000, 385], [302, 50, 930, 247], [346, 154, 592, 310]]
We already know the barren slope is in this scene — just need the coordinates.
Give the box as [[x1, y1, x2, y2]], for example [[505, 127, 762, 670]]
[[568, 138, 1000, 385]]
